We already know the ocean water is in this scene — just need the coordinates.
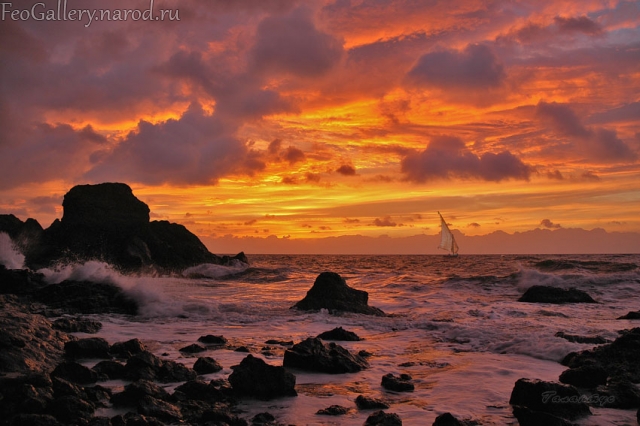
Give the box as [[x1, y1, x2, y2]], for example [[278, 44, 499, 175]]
[[2, 239, 639, 425]]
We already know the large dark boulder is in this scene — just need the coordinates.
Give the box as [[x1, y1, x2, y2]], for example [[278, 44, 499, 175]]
[[292, 272, 385, 315], [317, 327, 362, 341], [123, 350, 197, 383], [559, 365, 608, 388], [561, 327, 640, 382], [509, 378, 591, 422], [64, 337, 111, 359], [33, 281, 138, 315], [18, 183, 247, 273], [228, 354, 297, 400], [518, 285, 597, 304], [381, 373, 414, 392], [283, 337, 369, 374], [618, 311, 640, 320], [363, 410, 402, 425]]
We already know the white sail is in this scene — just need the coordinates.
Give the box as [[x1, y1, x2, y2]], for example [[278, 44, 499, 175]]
[[438, 212, 459, 256]]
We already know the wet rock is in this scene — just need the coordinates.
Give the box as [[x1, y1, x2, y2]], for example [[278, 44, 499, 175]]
[[283, 337, 369, 374], [518, 285, 597, 304], [123, 350, 197, 382], [92, 360, 127, 380], [432, 412, 480, 426], [511, 406, 574, 426], [265, 339, 293, 346], [110, 338, 146, 359], [52, 317, 102, 334], [317, 326, 362, 341], [355, 395, 390, 410], [0, 373, 54, 420], [618, 311, 640, 320], [363, 410, 403, 425], [34, 281, 138, 315], [51, 361, 98, 384], [138, 395, 182, 423], [173, 379, 227, 403], [561, 327, 640, 382], [193, 356, 223, 374], [199, 408, 248, 426], [111, 380, 171, 407], [64, 337, 111, 359], [381, 373, 414, 392], [228, 354, 297, 400], [292, 272, 385, 315], [251, 412, 279, 425], [235, 346, 250, 352], [555, 331, 609, 344], [509, 378, 591, 422], [0, 265, 45, 295], [179, 343, 206, 353], [594, 377, 640, 409], [198, 334, 228, 345], [317, 405, 349, 415], [7, 414, 61, 426], [0, 295, 70, 374], [48, 394, 94, 424], [559, 365, 608, 388]]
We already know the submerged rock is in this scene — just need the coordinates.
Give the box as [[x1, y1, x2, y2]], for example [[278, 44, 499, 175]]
[[432, 412, 481, 426], [363, 410, 402, 425], [292, 272, 385, 315], [518, 285, 597, 304], [228, 354, 297, 400], [283, 337, 369, 374], [555, 331, 609, 344], [355, 395, 390, 410], [316, 405, 350, 415], [317, 327, 362, 341], [509, 378, 591, 422], [617, 311, 640, 320], [381, 373, 414, 392]]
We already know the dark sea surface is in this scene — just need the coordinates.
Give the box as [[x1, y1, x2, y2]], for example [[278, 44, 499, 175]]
[[10, 250, 640, 424]]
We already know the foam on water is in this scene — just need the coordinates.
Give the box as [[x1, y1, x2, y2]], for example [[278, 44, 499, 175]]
[[0, 232, 25, 270], [182, 259, 250, 278]]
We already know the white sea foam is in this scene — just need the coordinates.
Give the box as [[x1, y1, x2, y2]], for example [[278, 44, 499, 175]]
[[182, 259, 250, 278], [0, 232, 25, 270], [39, 260, 120, 284]]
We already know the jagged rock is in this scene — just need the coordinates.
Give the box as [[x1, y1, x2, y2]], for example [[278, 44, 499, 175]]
[[0, 373, 54, 421], [292, 272, 385, 315], [555, 331, 608, 344], [110, 338, 146, 359], [52, 317, 102, 334], [432, 412, 480, 426], [0, 264, 46, 295], [123, 350, 197, 382], [199, 408, 248, 425], [0, 295, 70, 374], [618, 311, 640, 320], [179, 343, 206, 353], [381, 373, 414, 392], [559, 365, 608, 388], [34, 281, 138, 315], [198, 334, 228, 345], [561, 327, 640, 382], [48, 395, 95, 424], [64, 337, 111, 359], [7, 414, 61, 426], [51, 361, 98, 385], [138, 395, 183, 423], [594, 377, 640, 409], [16, 183, 248, 272], [511, 406, 574, 426], [518, 286, 597, 304], [173, 379, 227, 403], [251, 412, 278, 425], [316, 405, 349, 415], [283, 337, 369, 374], [355, 395, 389, 410], [265, 339, 293, 346], [317, 327, 362, 341], [509, 378, 591, 422], [92, 360, 126, 380], [228, 354, 297, 400], [193, 357, 223, 374], [110, 380, 171, 407], [363, 410, 403, 425]]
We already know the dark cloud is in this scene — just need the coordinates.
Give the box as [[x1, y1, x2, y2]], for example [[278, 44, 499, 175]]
[[400, 135, 531, 183], [536, 101, 637, 162], [406, 44, 506, 90], [250, 7, 344, 77], [85, 103, 252, 185], [283, 146, 306, 164], [374, 216, 397, 227], [336, 164, 356, 176], [554, 16, 603, 35], [540, 219, 562, 229]]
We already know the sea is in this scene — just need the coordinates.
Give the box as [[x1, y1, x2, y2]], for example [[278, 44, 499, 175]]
[[1, 236, 639, 425]]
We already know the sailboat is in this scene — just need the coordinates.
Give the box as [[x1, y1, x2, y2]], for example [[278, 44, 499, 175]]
[[438, 212, 459, 256]]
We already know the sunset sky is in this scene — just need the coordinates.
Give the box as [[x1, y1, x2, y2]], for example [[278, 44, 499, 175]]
[[1, 0, 639, 254]]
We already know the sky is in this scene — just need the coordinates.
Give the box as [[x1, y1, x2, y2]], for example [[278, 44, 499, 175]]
[[1, 0, 639, 254]]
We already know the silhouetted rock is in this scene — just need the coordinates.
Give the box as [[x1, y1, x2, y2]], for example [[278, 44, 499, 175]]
[[111, 380, 171, 407], [555, 331, 609, 344], [173, 379, 227, 403], [48, 394, 95, 424], [51, 361, 98, 385], [228, 355, 297, 400], [618, 311, 640, 320], [123, 350, 197, 382], [17, 183, 248, 273], [381, 373, 414, 392], [179, 343, 206, 354], [283, 337, 368, 374], [511, 406, 574, 426], [34, 281, 138, 315], [559, 365, 608, 388], [0, 214, 44, 261], [110, 338, 146, 359], [518, 285, 597, 304], [364, 410, 402, 425], [432, 412, 480, 426], [355, 395, 389, 410], [317, 327, 362, 341], [198, 334, 228, 345], [593, 377, 640, 408], [92, 360, 126, 380], [138, 395, 183, 423], [293, 272, 384, 315], [193, 357, 223, 374], [64, 337, 111, 359], [561, 327, 640, 382], [52, 317, 102, 334], [509, 378, 591, 422], [316, 405, 349, 415]]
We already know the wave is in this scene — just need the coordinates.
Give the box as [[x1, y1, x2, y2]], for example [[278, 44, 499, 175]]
[[0, 232, 25, 270], [534, 259, 637, 273], [182, 259, 250, 279]]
